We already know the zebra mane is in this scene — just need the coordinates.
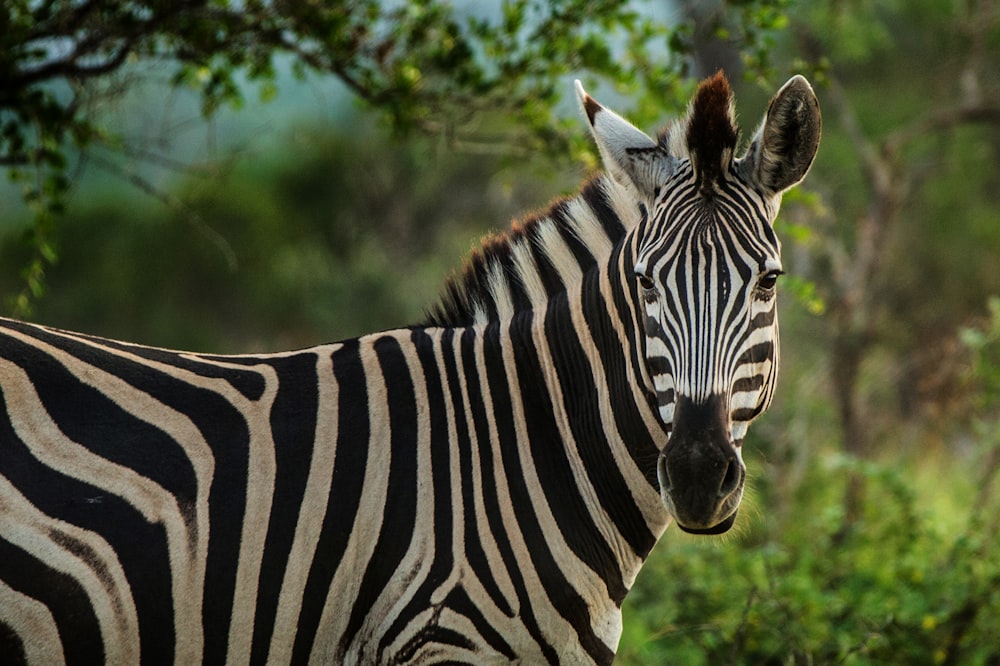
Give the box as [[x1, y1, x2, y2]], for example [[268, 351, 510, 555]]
[[683, 71, 738, 194], [424, 175, 629, 328]]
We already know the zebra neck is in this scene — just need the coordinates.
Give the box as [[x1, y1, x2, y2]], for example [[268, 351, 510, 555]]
[[495, 266, 672, 570], [424, 176, 637, 329]]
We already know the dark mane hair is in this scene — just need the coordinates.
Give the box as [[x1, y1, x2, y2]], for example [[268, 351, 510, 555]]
[[423, 176, 628, 328], [685, 71, 738, 193]]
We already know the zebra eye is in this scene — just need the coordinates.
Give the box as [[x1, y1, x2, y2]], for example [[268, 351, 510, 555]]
[[637, 274, 656, 291], [757, 270, 783, 292]]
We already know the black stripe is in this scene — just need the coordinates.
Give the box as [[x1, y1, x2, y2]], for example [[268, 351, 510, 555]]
[[646, 354, 671, 376], [416, 329, 453, 576], [379, 329, 454, 652], [480, 321, 559, 663], [506, 314, 615, 665], [459, 327, 515, 617], [607, 245, 665, 491], [732, 374, 765, 394], [249, 352, 321, 663], [340, 335, 419, 655], [291, 341, 369, 663], [580, 179, 626, 242], [1, 319, 268, 402], [751, 307, 777, 328], [541, 294, 629, 603], [452, 327, 512, 614], [550, 202, 600, 271], [118, 347, 267, 402], [732, 407, 762, 422], [580, 271, 660, 557], [396, 625, 476, 663], [0, 346, 176, 664], [0, 621, 27, 666], [444, 584, 517, 660], [736, 341, 774, 366], [482, 242, 532, 314], [0, 537, 104, 665], [531, 232, 570, 298]]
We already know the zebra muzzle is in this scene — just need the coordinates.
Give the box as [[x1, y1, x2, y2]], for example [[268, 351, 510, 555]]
[[657, 394, 746, 534]]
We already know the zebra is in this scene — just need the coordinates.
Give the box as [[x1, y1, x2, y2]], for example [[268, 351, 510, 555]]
[[0, 71, 820, 665]]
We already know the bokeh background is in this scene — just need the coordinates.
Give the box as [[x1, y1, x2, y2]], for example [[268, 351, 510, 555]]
[[2, 1, 999, 662]]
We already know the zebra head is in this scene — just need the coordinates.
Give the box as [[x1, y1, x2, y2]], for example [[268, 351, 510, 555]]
[[578, 73, 821, 534]]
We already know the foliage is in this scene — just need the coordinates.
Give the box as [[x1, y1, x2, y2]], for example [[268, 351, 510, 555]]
[[960, 298, 1000, 409], [0, 0, 789, 313], [748, 0, 1000, 489], [0, 122, 557, 350]]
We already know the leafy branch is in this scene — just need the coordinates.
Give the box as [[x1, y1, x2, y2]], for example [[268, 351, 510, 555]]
[[1, 0, 793, 314]]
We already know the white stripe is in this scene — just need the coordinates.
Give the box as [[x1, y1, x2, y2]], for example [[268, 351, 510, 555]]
[[310, 335, 391, 663], [0, 348, 207, 663], [486, 263, 515, 321], [565, 197, 613, 259], [0, 580, 66, 666], [537, 222, 582, 288], [266, 347, 340, 664], [0, 474, 139, 663], [510, 238, 548, 308]]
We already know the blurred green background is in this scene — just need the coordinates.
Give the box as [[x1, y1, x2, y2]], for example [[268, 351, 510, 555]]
[[2, 1, 999, 663]]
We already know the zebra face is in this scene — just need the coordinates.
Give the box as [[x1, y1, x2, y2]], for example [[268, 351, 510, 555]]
[[578, 72, 820, 534], [635, 177, 782, 533]]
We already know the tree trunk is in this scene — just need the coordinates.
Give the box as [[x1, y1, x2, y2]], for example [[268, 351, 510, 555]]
[[831, 328, 868, 528]]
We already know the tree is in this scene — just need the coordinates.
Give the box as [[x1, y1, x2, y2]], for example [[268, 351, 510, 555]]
[[0, 0, 797, 314], [0, 123, 563, 350], [780, 0, 1000, 521]]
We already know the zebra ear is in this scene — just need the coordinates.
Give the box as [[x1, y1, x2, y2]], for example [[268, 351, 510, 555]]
[[575, 80, 670, 199], [743, 75, 822, 196]]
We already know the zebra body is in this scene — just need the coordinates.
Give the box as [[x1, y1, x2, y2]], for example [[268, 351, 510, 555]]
[[0, 73, 820, 664]]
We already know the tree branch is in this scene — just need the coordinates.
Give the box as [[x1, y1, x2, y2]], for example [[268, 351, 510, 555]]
[[885, 102, 1000, 157]]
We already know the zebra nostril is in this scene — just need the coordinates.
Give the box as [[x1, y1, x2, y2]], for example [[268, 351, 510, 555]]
[[719, 457, 743, 497], [656, 453, 672, 492]]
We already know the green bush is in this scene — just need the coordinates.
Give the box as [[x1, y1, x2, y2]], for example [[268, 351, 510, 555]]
[[618, 451, 1000, 665]]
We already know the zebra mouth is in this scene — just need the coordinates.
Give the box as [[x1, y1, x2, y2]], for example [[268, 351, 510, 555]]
[[657, 394, 746, 536], [675, 509, 739, 535]]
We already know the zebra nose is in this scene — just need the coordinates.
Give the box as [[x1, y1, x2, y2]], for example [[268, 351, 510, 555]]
[[657, 394, 745, 532], [657, 446, 744, 498]]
